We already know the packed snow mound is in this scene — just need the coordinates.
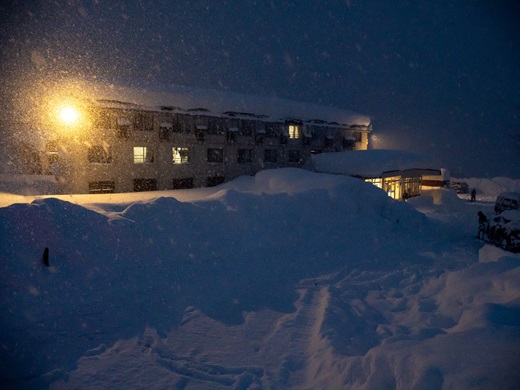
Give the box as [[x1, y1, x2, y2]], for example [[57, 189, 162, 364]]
[[454, 177, 520, 200], [54, 78, 371, 126], [306, 149, 441, 177], [1, 169, 519, 389]]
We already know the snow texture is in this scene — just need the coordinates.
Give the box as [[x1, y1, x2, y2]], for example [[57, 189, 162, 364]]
[[305, 149, 441, 177], [56, 78, 371, 126], [1, 169, 519, 389]]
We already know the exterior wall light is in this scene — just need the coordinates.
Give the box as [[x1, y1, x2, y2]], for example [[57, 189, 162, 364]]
[[57, 105, 80, 126]]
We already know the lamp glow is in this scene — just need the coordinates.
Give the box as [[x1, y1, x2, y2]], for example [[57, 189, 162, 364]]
[[58, 105, 80, 125]]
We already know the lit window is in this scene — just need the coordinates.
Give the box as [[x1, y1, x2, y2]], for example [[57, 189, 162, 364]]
[[172, 147, 190, 164], [365, 178, 382, 189], [288, 125, 301, 139], [133, 146, 154, 163]]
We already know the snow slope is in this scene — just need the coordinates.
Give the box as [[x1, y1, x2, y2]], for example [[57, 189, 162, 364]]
[[1, 169, 519, 389]]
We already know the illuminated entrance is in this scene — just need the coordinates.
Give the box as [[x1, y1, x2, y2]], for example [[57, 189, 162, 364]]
[[383, 176, 402, 200], [364, 170, 437, 201]]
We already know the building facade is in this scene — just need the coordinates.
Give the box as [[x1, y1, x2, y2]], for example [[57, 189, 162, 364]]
[[306, 149, 448, 201], [42, 91, 372, 194]]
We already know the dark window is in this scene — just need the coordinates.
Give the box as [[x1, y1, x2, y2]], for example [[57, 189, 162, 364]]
[[237, 149, 253, 163], [342, 138, 355, 149], [265, 124, 278, 138], [264, 149, 277, 163], [134, 112, 154, 131], [172, 116, 187, 133], [89, 181, 115, 194], [88, 145, 112, 163], [208, 119, 224, 135], [116, 117, 132, 138], [227, 119, 239, 131], [172, 177, 194, 189], [47, 142, 59, 165], [159, 121, 173, 139], [207, 148, 224, 163], [324, 136, 334, 147], [206, 176, 225, 187], [94, 110, 113, 129], [227, 130, 237, 143], [196, 130, 206, 142], [48, 153, 58, 165], [179, 116, 193, 133], [159, 127, 169, 140], [239, 120, 253, 136], [311, 126, 322, 140], [195, 117, 209, 132], [134, 178, 157, 192], [16, 143, 41, 174], [288, 150, 300, 163], [117, 125, 130, 138]]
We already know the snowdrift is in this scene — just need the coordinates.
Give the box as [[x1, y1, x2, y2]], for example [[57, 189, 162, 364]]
[[1, 169, 519, 389]]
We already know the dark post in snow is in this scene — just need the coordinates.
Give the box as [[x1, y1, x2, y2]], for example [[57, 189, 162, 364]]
[[42, 247, 49, 267]]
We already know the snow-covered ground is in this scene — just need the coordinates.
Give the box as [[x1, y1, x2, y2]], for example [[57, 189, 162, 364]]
[[1, 169, 519, 389]]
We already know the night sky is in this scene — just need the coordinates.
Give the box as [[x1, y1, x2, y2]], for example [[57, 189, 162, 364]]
[[1, 0, 519, 177]]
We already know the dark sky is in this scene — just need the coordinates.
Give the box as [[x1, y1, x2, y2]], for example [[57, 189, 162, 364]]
[[1, 0, 519, 177]]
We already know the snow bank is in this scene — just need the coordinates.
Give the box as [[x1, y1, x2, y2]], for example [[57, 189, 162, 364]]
[[59, 78, 371, 126], [306, 149, 441, 177], [454, 177, 520, 201], [0, 174, 58, 195], [0, 168, 518, 389]]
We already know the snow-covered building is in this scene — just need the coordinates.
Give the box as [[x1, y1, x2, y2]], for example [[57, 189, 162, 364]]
[[33, 80, 372, 194], [306, 149, 449, 200]]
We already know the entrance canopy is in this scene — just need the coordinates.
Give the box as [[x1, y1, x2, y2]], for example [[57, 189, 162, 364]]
[[305, 150, 448, 200]]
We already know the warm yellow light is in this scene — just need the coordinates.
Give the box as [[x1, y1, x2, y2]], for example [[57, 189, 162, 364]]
[[58, 105, 80, 125]]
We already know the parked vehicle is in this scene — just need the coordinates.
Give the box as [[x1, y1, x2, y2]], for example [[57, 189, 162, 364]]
[[494, 192, 520, 215], [479, 210, 520, 252]]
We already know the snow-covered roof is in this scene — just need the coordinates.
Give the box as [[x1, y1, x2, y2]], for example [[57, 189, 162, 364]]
[[63, 79, 371, 127], [306, 149, 441, 177]]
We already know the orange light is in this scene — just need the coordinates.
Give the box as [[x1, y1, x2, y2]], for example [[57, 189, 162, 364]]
[[57, 105, 80, 125]]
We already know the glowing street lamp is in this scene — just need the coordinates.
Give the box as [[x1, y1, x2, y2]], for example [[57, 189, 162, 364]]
[[57, 105, 80, 126]]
